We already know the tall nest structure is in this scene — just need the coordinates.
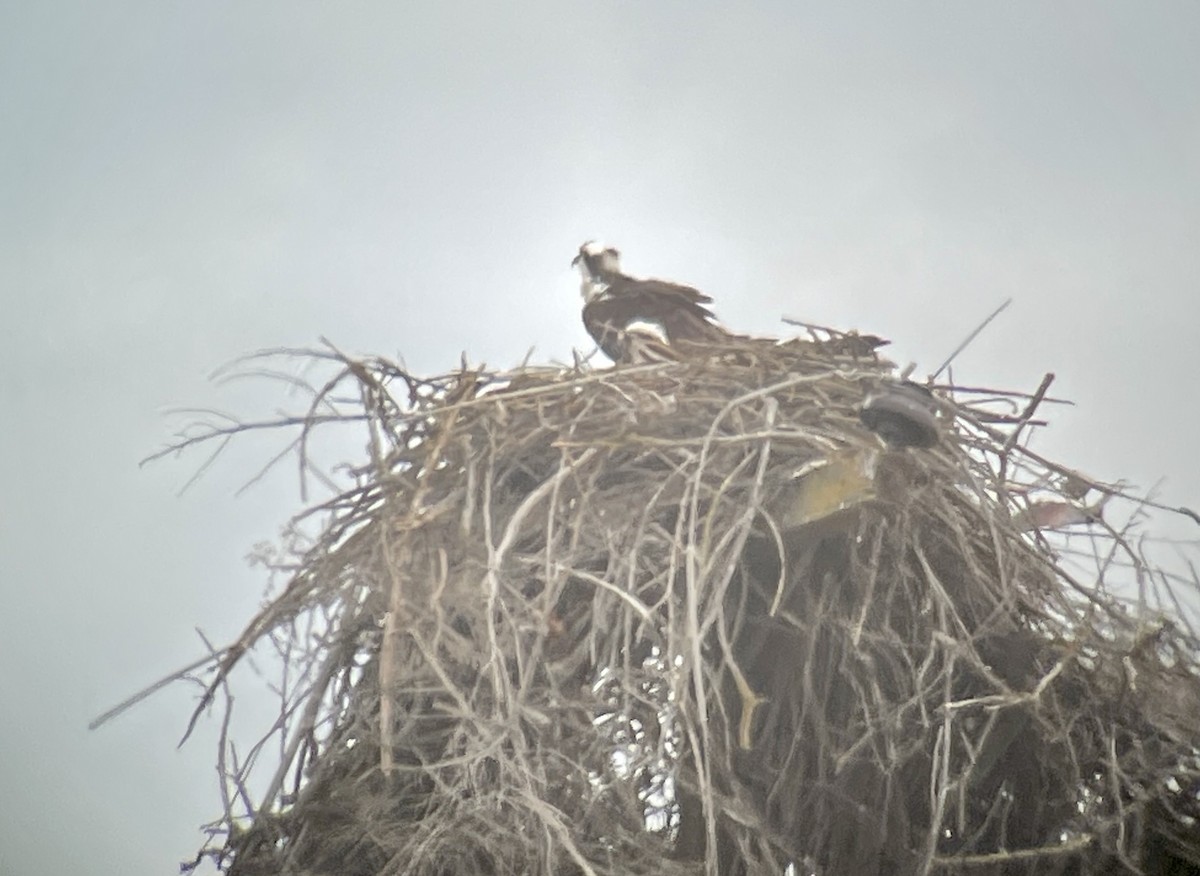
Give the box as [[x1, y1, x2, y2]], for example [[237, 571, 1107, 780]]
[[154, 331, 1200, 875]]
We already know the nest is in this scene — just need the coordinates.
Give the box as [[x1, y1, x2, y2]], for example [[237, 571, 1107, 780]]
[[158, 332, 1200, 875]]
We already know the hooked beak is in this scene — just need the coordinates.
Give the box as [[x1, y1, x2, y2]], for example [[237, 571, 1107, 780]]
[[573, 239, 599, 268]]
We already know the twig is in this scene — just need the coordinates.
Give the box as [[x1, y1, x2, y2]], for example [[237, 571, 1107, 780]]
[[931, 298, 1013, 380]]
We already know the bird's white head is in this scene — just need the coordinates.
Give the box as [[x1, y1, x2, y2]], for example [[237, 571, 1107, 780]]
[[572, 240, 622, 302]]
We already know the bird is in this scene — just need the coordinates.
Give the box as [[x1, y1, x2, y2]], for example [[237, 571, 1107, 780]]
[[571, 241, 729, 364]]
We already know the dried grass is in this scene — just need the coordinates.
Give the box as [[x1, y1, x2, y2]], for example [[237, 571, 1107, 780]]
[[139, 331, 1200, 875]]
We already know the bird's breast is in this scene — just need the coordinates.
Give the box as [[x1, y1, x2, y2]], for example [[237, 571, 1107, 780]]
[[581, 280, 611, 303]]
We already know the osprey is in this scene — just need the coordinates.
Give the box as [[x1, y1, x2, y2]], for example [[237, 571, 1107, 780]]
[[572, 241, 728, 364]]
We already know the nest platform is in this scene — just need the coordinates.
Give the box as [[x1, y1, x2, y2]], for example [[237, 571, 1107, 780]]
[[160, 333, 1200, 876]]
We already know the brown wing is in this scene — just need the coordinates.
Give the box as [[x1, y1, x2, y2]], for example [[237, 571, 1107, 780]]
[[582, 278, 725, 362], [581, 298, 632, 361]]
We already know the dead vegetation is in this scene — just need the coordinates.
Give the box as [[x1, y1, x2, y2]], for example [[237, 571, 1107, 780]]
[[131, 331, 1200, 874]]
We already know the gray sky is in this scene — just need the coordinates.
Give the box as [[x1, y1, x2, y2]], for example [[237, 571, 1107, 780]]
[[2, 3, 1199, 874]]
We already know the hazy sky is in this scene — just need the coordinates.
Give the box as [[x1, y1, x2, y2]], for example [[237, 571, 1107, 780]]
[[2, 4, 1199, 874]]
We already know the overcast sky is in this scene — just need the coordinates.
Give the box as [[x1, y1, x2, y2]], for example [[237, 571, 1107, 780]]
[[2, 3, 1199, 874]]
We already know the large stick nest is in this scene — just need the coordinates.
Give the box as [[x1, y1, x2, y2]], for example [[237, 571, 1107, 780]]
[[165, 332, 1200, 875]]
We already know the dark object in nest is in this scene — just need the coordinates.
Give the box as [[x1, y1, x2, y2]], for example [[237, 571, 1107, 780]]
[[860, 380, 941, 448]]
